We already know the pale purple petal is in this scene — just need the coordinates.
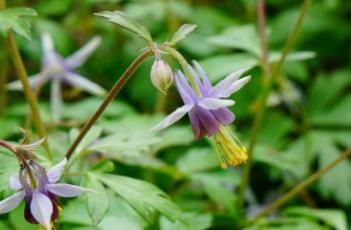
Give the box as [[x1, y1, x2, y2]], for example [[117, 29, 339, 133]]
[[47, 184, 93, 197], [30, 192, 53, 230], [216, 76, 251, 98], [198, 98, 235, 110], [9, 174, 22, 190], [0, 191, 25, 214], [63, 72, 106, 96], [175, 71, 197, 104], [189, 106, 219, 139], [47, 158, 67, 183], [65, 36, 102, 69], [211, 67, 251, 96], [51, 78, 63, 122], [150, 103, 194, 132], [7, 74, 49, 91], [188, 109, 201, 139], [212, 107, 235, 125], [42, 33, 55, 55], [41, 33, 59, 68], [192, 60, 212, 89]]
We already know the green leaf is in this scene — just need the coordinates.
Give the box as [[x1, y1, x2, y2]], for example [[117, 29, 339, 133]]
[[307, 70, 351, 114], [311, 131, 351, 205], [199, 54, 257, 82], [95, 173, 184, 223], [170, 24, 197, 43], [269, 51, 316, 63], [160, 212, 212, 230], [208, 24, 261, 56], [283, 207, 347, 230], [190, 171, 239, 214], [176, 148, 218, 174], [152, 126, 193, 152], [83, 173, 110, 225], [92, 160, 115, 173], [95, 11, 152, 42], [0, 7, 37, 39], [69, 125, 103, 156], [63, 98, 135, 121]]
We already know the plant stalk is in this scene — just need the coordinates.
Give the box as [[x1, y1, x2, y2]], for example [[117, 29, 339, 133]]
[[6, 32, 51, 159], [249, 149, 351, 224], [257, 0, 269, 76], [65, 49, 152, 159], [239, 0, 311, 209]]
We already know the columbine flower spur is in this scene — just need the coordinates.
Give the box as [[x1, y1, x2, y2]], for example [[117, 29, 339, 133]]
[[151, 61, 251, 168], [0, 140, 91, 230], [7, 33, 106, 121]]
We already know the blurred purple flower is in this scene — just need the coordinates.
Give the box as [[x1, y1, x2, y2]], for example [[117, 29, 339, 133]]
[[0, 157, 91, 230], [151, 61, 251, 168], [8, 33, 106, 121]]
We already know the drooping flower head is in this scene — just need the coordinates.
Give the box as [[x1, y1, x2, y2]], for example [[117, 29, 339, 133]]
[[151, 61, 251, 168], [7, 33, 106, 121], [0, 140, 91, 230]]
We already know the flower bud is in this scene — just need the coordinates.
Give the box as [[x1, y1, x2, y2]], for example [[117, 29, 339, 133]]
[[150, 60, 173, 94]]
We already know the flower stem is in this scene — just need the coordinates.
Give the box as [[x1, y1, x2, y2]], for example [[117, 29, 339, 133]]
[[248, 149, 351, 224], [6, 32, 52, 160], [239, 0, 311, 209], [65, 49, 152, 159], [161, 46, 202, 96], [257, 0, 269, 76], [0, 48, 8, 115]]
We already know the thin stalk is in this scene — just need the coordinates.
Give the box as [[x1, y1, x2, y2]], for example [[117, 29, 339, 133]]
[[249, 149, 351, 224], [239, 0, 311, 208], [257, 0, 269, 76], [0, 50, 8, 115], [65, 49, 152, 159], [161, 46, 202, 96], [6, 32, 51, 160]]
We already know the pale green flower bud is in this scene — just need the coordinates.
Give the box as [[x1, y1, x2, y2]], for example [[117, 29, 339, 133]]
[[150, 60, 173, 94]]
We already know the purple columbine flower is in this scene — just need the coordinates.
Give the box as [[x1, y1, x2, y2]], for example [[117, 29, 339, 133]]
[[151, 61, 251, 168], [8, 33, 106, 121], [0, 157, 91, 230]]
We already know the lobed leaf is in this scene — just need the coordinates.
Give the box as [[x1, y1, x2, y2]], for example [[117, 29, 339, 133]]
[[95, 11, 152, 42], [0, 7, 37, 39], [94, 173, 184, 223], [169, 24, 197, 43]]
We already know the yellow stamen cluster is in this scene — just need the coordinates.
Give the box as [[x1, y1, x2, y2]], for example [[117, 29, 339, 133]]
[[212, 125, 248, 169]]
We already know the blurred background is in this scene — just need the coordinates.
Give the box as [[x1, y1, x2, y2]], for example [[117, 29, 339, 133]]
[[0, 0, 351, 229]]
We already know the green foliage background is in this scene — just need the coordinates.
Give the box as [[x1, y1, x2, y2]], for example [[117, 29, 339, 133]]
[[0, 0, 351, 229]]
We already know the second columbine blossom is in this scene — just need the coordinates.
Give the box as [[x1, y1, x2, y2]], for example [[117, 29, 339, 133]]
[[151, 61, 251, 168], [0, 157, 91, 230], [0, 139, 92, 230]]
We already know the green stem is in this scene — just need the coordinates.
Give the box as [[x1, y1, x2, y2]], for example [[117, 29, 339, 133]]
[[6, 32, 51, 160], [0, 48, 8, 115], [161, 46, 202, 96], [257, 0, 269, 76], [239, 0, 311, 209], [248, 149, 351, 224], [65, 49, 153, 159]]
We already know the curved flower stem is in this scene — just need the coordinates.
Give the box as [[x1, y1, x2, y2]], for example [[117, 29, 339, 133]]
[[239, 0, 311, 209], [248, 149, 351, 224], [65, 49, 153, 159], [161, 46, 202, 96], [6, 32, 51, 160]]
